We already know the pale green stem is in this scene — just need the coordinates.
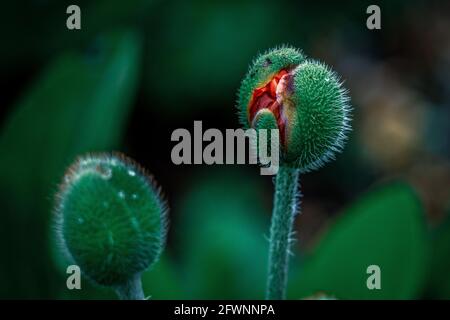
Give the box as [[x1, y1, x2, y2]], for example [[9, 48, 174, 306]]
[[266, 166, 300, 300], [115, 273, 145, 300]]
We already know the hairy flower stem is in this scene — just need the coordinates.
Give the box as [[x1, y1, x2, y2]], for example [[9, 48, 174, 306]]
[[115, 274, 145, 300], [266, 166, 300, 300]]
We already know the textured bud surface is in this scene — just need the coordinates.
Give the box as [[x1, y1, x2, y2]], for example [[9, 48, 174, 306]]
[[55, 153, 167, 287], [238, 46, 351, 172]]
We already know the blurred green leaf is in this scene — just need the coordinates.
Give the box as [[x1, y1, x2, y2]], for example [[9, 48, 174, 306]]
[[1, 0, 156, 71], [177, 169, 269, 299], [144, 0, 297, 114], [141, 254, 185, 299], [288, 181, 429, 299], [427, 205, 450, 299], [60, 253, 182, 300], [0, 30, 142, 298]]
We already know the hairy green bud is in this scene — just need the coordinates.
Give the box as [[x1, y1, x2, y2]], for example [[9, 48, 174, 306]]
[[237, 46, 351, 172], [55, 153, 167, 292]]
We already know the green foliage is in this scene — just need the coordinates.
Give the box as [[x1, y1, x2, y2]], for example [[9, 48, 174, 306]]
[[177, 170, 269, 299], [0, 30, 142, 298], [141, 254, 186, 299], [426, 208, 450, 299], [145, 1, 295, 114], [56, 154, 167, 287], [288, 182, 429, 299], [1, 0, 155, 70]]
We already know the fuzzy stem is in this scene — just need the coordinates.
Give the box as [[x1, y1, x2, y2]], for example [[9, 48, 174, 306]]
[[115, 273, 145, 300], [266, 166, 300, 300]]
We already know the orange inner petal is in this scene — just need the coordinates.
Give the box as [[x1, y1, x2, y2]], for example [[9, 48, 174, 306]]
[[248, 69, 289, 146]]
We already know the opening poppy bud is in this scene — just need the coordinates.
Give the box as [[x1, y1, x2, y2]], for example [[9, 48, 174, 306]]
[[238, 46, 351, 172]]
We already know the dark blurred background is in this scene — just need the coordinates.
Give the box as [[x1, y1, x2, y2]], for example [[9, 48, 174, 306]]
[[0, 0, 449, 299]]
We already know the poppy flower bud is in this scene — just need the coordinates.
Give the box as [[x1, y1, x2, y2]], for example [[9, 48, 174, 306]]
[[238, 46, 351, 172], [55, 153, 167, 289]]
